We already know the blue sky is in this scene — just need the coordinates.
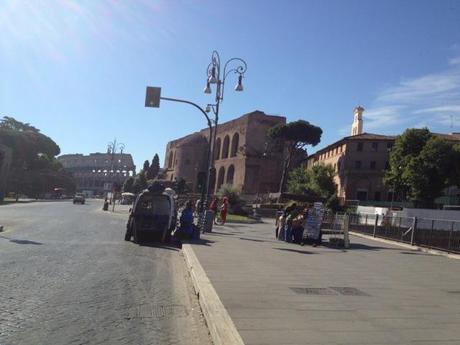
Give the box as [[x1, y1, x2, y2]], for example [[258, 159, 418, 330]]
[[1, 0, 460, 169]]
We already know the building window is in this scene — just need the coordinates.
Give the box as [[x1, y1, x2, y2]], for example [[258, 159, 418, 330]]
[[333, 163, 337, 171], [356, 190, 368, 201], [385, 161, 390, 170], [337, 161, 341, 171], [387, 142, 394, 150], [339, 146, 342, 153], [231, 133, 239, 157], [222, 135, 230, 159], [226, 165, 235, 185], [357, 142, 363, 152], [374, 191, 381, 201], [168, 153, 173, 168], [355, 161, 362, 169], [372, 142, 378, 151], [215, 138, 221, 160], [370, 161, 376, 170]]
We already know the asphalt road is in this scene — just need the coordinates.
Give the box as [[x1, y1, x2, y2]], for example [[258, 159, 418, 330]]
[[0, 200, 211, 345]]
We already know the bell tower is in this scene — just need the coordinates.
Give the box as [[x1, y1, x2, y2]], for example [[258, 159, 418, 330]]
[[351, 106, 364, 136]]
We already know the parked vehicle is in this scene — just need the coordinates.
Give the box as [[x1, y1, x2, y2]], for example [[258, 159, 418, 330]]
[[124, 187, 176, 243], [73, 193, 85, 204], [120, 192, 135, 205]]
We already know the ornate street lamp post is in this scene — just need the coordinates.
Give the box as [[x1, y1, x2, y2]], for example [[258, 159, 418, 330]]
[[107, 139, 125, 211], [203, 51, 247, 200]]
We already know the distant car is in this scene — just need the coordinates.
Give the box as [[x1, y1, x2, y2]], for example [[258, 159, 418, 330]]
[[73, 193, 85, 204]]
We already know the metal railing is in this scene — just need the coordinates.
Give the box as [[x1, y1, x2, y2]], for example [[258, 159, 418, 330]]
[[346, 213, 460, 254]]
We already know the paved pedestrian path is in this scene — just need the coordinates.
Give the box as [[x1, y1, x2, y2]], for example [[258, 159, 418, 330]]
[[189, 220, 460, 345]]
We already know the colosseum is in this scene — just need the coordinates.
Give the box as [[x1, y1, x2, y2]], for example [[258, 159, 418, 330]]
[[163, 110, 286, 195]]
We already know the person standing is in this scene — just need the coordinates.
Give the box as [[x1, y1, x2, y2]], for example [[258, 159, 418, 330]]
[[219, 197, 229, 225]]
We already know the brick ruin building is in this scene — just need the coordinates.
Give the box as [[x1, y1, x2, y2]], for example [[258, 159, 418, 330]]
[[163, 111, 286, 195]]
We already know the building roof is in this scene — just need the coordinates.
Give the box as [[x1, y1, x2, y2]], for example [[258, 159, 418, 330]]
[[309, 131, 460, 160], [343, 132, 396, 141], [433, 132, 460, 142], [309, 132, 396, 158]]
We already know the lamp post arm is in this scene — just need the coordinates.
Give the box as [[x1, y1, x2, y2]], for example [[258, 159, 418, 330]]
[[160, 96, 213, 212], [220, 57, 247, 102], [160, 96, 212, 128]]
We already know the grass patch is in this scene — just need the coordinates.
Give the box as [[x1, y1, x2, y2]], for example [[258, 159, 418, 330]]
[[225, 214, 261, 223]]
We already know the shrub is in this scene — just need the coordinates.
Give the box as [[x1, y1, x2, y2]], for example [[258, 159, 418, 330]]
[[217, 184, 247, 215]]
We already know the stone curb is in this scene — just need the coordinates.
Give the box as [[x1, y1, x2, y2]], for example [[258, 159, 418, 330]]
[[182, 244, 245, 345], [350, 231, 460, 260]]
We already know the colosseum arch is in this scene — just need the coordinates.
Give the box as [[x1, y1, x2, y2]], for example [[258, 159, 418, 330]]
[[222, 135, 230, 159], [216, 166, 225, 191], [215, 137, 221, 160], [230, 133, 239, 157], [226, 164, 235, 185]]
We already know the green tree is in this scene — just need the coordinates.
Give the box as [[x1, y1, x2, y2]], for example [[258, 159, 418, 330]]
[[385, 128, 432, 191], [147, 153, 160, 179], [122, 176, 135, 193], [404, 137, 454, 207], [287, 166, 310, 195], [385, 128, 460, 207], [268, 120, 322, 196], [132, 170, 148, 193], [287, 164, 336, 199], [217, 184, 246, 214], [0, 116, 74, 199], [143, 160, 150, 172]]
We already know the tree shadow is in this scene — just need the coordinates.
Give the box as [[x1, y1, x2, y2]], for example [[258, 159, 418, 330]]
[[221, 224, 251, 229], [399, 251, 435, 256], [273, 247, 315, 255], [239, 237, 266, 243], [9, 239, 43, 245], [208, 231, 235, 236]]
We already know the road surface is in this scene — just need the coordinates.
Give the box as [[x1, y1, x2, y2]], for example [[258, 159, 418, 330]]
[[0, 200, 211, 345]]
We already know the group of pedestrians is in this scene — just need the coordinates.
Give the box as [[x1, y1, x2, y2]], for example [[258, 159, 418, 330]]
[[177, 196, 230, 239], [208, 197, 229, 225], [275, 203, 322, 247]]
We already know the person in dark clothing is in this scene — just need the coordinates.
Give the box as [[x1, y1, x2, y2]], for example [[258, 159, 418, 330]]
[[174, 200, 194, 247]]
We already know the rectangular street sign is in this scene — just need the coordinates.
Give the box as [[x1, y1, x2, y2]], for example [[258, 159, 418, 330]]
[[145, 86, 161, 108]]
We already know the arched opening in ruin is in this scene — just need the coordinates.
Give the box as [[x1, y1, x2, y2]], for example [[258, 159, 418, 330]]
[[231, 133, 239, 157], [222, 135, 230, 159], [226, 164, 235, 185], [217, 166, 225, 191]]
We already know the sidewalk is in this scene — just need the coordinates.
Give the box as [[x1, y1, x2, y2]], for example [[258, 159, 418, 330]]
[[186, 220, 460, 345]]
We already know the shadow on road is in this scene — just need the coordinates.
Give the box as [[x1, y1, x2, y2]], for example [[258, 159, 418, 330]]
[[272, 247, 315, 255], [239, 237, 266, 242], [1, 234, 43, 245], [10, 238, 43, 245], [207, 231, 235, 236], [138, 241, 180, 251], [186, 238, 215, 246]]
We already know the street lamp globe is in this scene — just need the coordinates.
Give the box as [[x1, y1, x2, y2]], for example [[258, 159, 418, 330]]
[[235, 75, 244, 91], [203, 81, 212, 94], [208, 67, 218, 84]]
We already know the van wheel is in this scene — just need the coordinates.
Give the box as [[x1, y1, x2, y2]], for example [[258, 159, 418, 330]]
[[132, 220, 140, 244], [124, 231, 131, 241]]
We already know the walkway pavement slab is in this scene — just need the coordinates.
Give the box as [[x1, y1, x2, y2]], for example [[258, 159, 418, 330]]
[[188, 221, 460, 345]]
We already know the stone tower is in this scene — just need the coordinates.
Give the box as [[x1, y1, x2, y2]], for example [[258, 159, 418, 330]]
[[351, 106, 364, 136]]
